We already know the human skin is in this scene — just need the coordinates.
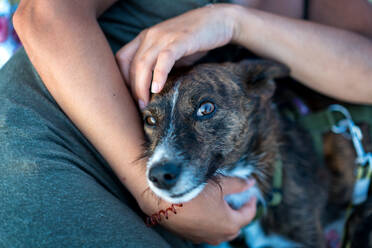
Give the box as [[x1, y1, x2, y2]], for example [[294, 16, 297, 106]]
[[117, 1, 372, 107], [13, 0, 372, 245]]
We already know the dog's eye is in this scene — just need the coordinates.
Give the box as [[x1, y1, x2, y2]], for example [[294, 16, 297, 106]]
[[145, 116, 157, 126], [197, 101, 215, 117]]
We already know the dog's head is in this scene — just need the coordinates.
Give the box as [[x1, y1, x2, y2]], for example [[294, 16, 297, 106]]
[[141, 60, 289, 203]]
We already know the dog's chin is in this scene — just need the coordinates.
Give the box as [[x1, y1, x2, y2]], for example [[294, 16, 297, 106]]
[[148, 181, 206, 203]]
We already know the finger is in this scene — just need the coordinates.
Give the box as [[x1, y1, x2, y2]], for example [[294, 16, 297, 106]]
[[151, 50, 176, 94], [219, 177, 256, 196], [130, 44, 163, 106], [129, 30, 165, 104], [233, 196, 257, 227], [132, 59, 154, 107], [151, 42, 187, 94], [116, 35, 142, 86]]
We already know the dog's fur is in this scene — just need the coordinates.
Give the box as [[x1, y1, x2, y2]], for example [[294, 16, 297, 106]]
[[141, 60, 363, 247]]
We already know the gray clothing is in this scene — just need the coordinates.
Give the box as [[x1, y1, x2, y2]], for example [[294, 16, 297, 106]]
[[0, 0, 219, 247]]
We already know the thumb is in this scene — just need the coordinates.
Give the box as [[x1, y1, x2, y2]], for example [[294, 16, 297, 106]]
[[219, 177, 255, 195], [233, 196, 257, 227]]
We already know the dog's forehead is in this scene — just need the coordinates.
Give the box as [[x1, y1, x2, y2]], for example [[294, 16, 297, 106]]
[[149, 63, 242, 106]]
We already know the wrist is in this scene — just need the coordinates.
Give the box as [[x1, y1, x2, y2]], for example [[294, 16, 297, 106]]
[[229, 5, 260, 46], [136, 186, 171, 216], [228, 4, 247, 44], [212, 4, 245, 45], [202, 3, 245, 46]]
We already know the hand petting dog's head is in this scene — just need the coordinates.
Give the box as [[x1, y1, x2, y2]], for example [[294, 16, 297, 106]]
[[141, 60, 289, 203]]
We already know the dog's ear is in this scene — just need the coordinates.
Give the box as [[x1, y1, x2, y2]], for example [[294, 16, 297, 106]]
[[236, 59, 290, 101]]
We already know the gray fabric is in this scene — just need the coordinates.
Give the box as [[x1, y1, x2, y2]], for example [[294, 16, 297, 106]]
[[0, 0, 225, 246], [0, 48, 192, 248]]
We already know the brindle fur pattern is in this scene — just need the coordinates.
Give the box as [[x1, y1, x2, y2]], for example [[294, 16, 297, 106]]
[[141, 60, 361, 247]]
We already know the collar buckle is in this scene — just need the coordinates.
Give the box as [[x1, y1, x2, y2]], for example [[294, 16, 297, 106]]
[[328, 104, 372, 205]]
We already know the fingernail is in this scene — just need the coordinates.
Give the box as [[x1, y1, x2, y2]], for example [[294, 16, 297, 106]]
[[138, 99, 146, 109], [151, 82, 160, 93]]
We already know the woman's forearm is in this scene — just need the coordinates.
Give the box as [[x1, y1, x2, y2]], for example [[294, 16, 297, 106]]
[[13, 1, 149, 201], [233, 6, 372, 104]]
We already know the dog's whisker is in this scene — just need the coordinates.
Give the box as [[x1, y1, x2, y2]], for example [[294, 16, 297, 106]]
[[255, 167, 270, 180], [132, 156, 147, 165], [209, 177, 223, 193]]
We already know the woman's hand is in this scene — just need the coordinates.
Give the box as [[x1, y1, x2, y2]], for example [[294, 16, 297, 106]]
[[116, 4, 239, 108], [138, 177, 257, 245]]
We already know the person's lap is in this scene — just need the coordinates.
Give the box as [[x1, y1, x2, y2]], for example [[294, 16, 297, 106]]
[[0, 49, 190, 248]]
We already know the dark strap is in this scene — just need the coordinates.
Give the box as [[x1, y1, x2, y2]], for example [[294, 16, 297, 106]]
[[268, 158, 283, 207], [303, 0, 310, 20], [252, 157, 283, 221]]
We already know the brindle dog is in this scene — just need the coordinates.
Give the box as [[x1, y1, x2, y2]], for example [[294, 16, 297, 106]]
[[140, 60, 358, 247]]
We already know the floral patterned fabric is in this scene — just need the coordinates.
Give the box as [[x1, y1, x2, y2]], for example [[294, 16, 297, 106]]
[[0, 0, 21, 68]]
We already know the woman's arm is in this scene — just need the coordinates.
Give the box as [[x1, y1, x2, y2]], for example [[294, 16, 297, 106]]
[[13, 0, 148, 200], [233, 5, 372, 104], [119, 3, 372, 105], [13, 1, 256, 244]]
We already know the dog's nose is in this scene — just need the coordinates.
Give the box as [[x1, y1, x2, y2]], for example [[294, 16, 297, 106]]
[[148, 163, 181, 190]]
